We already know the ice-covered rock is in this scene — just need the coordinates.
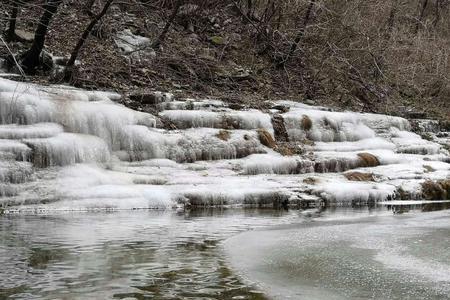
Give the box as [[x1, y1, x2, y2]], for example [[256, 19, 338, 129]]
[[0, 78, 448, 211]]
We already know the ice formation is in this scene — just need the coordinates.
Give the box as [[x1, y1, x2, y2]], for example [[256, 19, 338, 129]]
[[0, 77, 448, 211]]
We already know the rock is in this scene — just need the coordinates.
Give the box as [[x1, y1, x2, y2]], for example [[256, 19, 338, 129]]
[[301, 115, 313, 131], [272, 104, 290, 113], [344, 172, 376, 181], [209, 36, 225, 46], [303, 177, 318, 184], [216, 130, 231, 141], [272, 114, 289, 142], [440, 120, 450, 131], [14, 29, 34, 42], [129, 91, 173, 105], [257, 128, 276, 149], [421, 180, 450, 200], [282, 144, 302, 156], [357, 153, 380, 167], [228, 103, 244, 110], [231, 68, 251, 80], [407, 111, 427, 119], [305, 99, 316, 106], [398, 105, 427, 119], [114, 29, 155, 63]]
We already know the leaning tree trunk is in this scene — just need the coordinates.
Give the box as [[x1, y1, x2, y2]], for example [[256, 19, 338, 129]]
[[6, 1, 19, 42], [277, 0, 316, 67], [21, 0, 62, 73], [151, 0, 183, 49], [64, 0, 114, 81]]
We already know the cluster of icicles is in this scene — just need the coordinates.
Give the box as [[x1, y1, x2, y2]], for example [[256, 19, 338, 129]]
[[0, 78, 449, 211]]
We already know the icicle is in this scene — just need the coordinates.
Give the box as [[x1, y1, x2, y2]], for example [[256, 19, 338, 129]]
[[25, 133, 111, 167]]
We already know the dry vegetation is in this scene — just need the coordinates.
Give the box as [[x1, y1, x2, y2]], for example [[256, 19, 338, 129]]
[[0, 0, 449, 120]]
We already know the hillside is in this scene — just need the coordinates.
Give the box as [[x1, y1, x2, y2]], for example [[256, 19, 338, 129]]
[[1, 0, 449, 121]]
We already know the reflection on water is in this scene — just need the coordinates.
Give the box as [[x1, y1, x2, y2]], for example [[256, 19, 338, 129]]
[[0, 205, 449, 300], [0, 209, 301, 300]]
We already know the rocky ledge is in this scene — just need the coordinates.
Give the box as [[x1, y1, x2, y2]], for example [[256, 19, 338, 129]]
[[0, 78, 449, 212]]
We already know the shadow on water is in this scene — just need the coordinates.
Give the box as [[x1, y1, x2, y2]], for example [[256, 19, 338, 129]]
[[28, 246, 69, 269], [384, 201, 450, 214]]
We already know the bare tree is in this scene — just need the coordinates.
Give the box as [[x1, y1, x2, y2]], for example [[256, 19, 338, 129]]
[[151, 0, 183, 49], [278, 0, 316, 67], [64, 0, 114, 81], [21, 0, 63, 73], [5, 1, 20, 42]]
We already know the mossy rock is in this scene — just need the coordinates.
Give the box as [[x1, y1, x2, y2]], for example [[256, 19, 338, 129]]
[[209, 36, 225, 46]]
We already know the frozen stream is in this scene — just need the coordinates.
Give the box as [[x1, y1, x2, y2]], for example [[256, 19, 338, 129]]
[[1, 207, 449, 299], [225, 208, 450, 300]]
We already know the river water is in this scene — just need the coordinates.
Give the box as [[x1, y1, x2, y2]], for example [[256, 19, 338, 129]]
[[1, 207, 449, 299]]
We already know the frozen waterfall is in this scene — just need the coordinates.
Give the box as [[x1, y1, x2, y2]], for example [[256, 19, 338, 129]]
[[0, 78, 449, 211]]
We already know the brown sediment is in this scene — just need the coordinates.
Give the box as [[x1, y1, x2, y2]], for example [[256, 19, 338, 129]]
[[216, 130, 231, 141]]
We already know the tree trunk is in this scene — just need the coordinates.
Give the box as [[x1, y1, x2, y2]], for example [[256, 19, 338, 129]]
[[278, 0, 316, 67], [6, 1, 19, 42], [21, 0, 62, 73], [64, 0, 114, 81], [151, 0, 183, 49], [414, 0, 429, 34], [386, 0, 398, 37]]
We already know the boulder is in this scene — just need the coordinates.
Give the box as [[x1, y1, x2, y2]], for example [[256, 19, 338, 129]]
[[357, 153, 380, 167], [257, 128, 276, 149], [129, 91, 173, 105], [15, 29, 34, 42], [344, 172, 376, 182]]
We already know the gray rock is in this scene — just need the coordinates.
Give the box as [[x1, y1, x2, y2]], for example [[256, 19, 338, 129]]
[[129, 91, 173, 105], [305, 99, 316, 106], [15, 29, 34, 42]]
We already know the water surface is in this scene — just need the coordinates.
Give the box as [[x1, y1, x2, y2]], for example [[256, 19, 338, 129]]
[[1, 207, 449, 300], [225, 208, 450, 300], [0, 209, 299, 300]]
